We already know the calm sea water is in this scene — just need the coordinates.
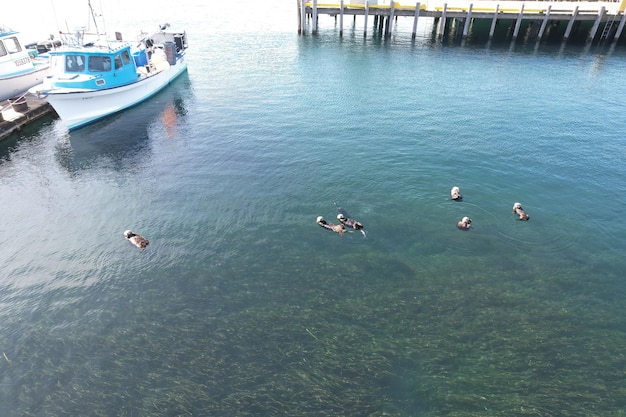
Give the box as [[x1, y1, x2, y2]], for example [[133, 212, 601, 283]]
[[1, 1, 626, 416]]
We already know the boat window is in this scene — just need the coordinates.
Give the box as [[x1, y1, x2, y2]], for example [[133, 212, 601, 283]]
[[88, 55, 112, 72], [114, 54, 123, 70], [66, 55, 85, 72], [0, 41, 6, 57], [50, 55, 65, 75], [4, 37, 22, 54], [121, 50, 131, 65]]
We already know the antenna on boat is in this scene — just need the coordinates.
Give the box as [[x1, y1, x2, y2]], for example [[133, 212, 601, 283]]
[[87, 0, 100, 36], [50, 0, 61, 39], [96, 0, 109, 42]]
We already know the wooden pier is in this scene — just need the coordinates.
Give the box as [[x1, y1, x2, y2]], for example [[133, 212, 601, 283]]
[[0, 95, 56, 142], [297, 0, 626, 43]]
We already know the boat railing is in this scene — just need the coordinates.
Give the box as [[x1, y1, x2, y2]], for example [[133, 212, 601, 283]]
[[56, 27, 127, 51]]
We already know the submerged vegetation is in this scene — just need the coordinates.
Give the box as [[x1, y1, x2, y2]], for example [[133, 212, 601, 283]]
[[1, 232, 625, 416]]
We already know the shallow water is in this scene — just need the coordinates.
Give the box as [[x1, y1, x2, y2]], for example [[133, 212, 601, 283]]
[[1, 1, 626, 415]]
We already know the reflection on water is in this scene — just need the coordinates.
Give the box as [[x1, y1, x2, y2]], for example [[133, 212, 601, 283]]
[[55, 74, 191, 174], [161, 97, 188, 139]]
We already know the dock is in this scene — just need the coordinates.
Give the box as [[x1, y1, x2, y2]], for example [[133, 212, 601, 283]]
[[297, 0, 626, 43], [0, 95, 57, 142]]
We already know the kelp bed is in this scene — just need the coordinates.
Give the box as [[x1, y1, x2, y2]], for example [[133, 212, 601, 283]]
[[1, 233, 626, 416]]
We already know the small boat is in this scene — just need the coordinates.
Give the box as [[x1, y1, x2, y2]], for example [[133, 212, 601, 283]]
[[32, 12, 188, 131], [0, 26, 50, 102]]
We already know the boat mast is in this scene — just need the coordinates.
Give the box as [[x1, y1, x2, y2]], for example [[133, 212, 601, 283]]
[[86, 0, 114, 49], [87, 0, 100, 36]]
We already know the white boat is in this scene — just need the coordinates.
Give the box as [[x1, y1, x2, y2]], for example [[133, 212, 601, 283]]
[[32, 18, 188, 131], [0, 26, 50, 102]]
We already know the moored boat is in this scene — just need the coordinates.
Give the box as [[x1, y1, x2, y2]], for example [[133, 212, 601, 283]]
[[0, 26, 50, 102], [32, 21, 188, 131]]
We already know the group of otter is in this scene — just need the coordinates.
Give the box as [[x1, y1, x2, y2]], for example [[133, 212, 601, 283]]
[[451, 186, 530, 231], [317, 188, 530, 238], [124, 188, 530, 250], [317, 203, 366, 238]]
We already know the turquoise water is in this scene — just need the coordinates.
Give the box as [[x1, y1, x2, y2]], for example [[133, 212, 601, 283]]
[[1, 1, 626, 415]]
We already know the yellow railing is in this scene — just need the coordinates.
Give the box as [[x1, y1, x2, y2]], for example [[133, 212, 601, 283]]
[[305, 2, 427, 10], [434, 6, 553, 13]]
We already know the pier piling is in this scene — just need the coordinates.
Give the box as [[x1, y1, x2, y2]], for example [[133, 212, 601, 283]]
[[312, 0, 318, 34], [412, 2, 422, 39], [364, 2, 370, 37], [614, 12, 626, 41], [588, 6, 606, 42], [438, 4, 448, 39], [340, 0, 344, 36], [489, 5, 500, 40], [563, 5, 580, 40], [387, 1, 396, 36], [513, 4, 525, 40], [538, 6, 552, 40], [462, 4, 473, 39]]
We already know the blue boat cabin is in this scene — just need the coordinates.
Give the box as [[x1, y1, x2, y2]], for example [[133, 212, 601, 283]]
[[48, 45, 138, 89]]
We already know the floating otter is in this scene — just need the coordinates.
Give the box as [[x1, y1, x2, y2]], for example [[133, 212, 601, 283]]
[[457, 216, 472, 230], [336, 213, 366, 237], [317, 216, 347, 237], [334, 203, 366, 237], [124, 230, 149, 250], [512, 202, 530, 221], [451, 186, 462, 201]]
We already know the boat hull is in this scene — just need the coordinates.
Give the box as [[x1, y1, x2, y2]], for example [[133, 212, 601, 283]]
[[0, 64, 49, 102], [44, 57, 188, 131]]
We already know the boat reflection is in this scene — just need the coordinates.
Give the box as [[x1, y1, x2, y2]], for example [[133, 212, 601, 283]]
[[55, 74, 190, 174], [161, 103, 179, 138]]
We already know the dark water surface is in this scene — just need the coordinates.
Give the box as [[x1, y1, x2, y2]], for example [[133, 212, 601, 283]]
[[1, 1, 625, 415]]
